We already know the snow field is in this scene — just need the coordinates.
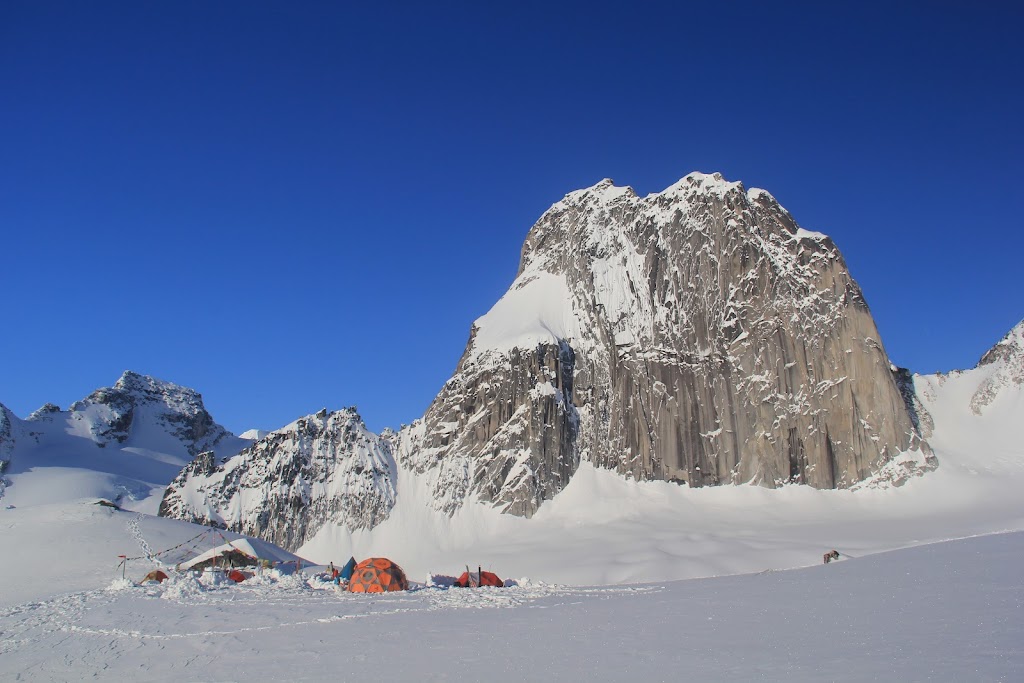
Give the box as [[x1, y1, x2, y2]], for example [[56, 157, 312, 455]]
[[1, 532, 1020, 682]]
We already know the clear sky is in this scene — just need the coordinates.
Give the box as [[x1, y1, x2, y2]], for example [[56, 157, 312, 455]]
[[2, 2, 1021, 435]]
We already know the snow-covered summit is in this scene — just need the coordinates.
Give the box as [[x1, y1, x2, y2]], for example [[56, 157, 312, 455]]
[[556, 177, 638, 206], [551, 172, 791, 222], [0, 372, 248, 509], [473, 171, 846, 368], [963, 319, 1024, 415], [43, 370, 233, 457], [978, 319, 1024, 368]]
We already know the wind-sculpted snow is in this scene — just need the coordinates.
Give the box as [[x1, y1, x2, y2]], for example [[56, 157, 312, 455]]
[[159, 408, 397, 551], [403, 172, 931, 517]]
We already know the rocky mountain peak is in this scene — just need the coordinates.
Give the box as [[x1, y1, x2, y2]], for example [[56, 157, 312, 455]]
[[0, 403, 13, 497], [969, 319, 1024, 415], [978, 320, 1024, 368], [26, 403, 61, 421], [159, 406, 396, 551], [61, 371, 232, 456], [401, 171, 930, 517]]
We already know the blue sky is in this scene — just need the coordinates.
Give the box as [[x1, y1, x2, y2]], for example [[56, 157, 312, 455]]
[[2, 2, 1021, 434]]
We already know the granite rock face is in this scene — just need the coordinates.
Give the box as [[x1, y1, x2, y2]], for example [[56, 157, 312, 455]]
[[398, 173, 929, 517], [159, 408, 396, 551], [393, 341, 580, 516]]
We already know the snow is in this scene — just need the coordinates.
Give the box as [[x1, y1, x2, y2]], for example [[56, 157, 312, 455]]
[[555, 178, 637, 207], [796, 227, 828, 240], [1, 334, 1023, 679], [470, 271, 583, 358]]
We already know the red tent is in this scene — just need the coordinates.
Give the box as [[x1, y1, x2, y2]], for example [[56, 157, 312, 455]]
[[454, 569, 503, 588], [142, 569, 168, 583], [227, 569, 251, 583]]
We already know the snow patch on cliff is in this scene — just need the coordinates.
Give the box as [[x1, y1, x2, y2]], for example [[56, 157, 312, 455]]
[[470, 271, 583, 358]]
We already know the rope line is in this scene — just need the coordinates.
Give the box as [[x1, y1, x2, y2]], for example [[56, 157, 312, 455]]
[[118, 528, 218, 564], [118, 527, 306, 572]]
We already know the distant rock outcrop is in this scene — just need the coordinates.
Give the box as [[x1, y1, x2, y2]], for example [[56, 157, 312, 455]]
[[159, 408, 396, 551], [0, 372, 248, 504], [47, 370, 235, 456], [970, 321, 1024, 415]]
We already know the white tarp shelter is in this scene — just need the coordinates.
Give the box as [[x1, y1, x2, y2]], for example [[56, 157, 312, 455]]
[[178, 537, 307, 572]]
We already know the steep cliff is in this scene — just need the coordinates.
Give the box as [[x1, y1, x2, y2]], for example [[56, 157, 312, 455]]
[[398, 172, 930, 516], [0, 403, 17, 498]]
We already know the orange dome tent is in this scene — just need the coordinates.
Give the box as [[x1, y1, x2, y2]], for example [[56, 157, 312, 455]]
[[348, 558, 408, 593]]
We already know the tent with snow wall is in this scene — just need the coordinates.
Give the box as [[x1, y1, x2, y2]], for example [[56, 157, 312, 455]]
[[348, 558, 408, 593], [455, 569, 503, 588], [178, 538, 305, 572], [142, 569, 168, 583]]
